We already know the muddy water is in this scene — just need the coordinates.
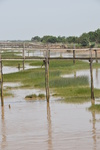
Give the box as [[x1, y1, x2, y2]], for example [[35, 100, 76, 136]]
[[1, 66, 100, 149], [1, 93, 100, 150], [3, 65, 40, 74]]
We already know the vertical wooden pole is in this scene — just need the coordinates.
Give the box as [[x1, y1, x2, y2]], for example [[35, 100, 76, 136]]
[[23, 42, 25, 70], [89, 48, 95, 104], [28, 50, 29, 57], [73, 50, 75, 64], [48, 50, 50, 58], [18, 63, 20, 70], [94, 50, 98, 63], [0, 57, 4, 107], [45, 46, 50, 102]]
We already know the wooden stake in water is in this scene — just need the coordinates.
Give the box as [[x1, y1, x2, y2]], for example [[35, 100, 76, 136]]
[[94, 49, 98, 63], [0, 57, 4, 107], [73, 50, 75, 64], [45, 47, 50, 102], [89, 48, 95, 104], [23, 42, 25, 70]]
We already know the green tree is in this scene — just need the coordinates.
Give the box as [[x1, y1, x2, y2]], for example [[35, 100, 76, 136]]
[[41, 36, 57, 43], [31, 36, 41, 42]]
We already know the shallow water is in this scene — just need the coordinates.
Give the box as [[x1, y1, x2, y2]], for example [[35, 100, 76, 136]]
[[61, 68, 100, 89], [2, 64, 40, 74], [1, 92, 100, 150], [1, 61, 100, 149]]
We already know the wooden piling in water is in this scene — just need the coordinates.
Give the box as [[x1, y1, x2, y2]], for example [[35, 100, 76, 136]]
[[73, 50, 75, 64], [18, 63, 20, 70], [23, 43, 25, 70], [45, 48, 50, 102], [94, 49, 98, 63], [89, 48, 95, 104], [0, 57, 4, 107]]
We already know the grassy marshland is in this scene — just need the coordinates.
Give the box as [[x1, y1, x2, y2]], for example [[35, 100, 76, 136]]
[[25, 94, 45, 100], [1, 51, 22, 59], [3, 59, 100, 103], [89, 104, 100, 112]]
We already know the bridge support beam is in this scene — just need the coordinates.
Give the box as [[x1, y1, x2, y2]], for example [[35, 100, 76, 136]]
[[94, 50, 98, 63], [89, 48, 95, 105], [73, 50, 75, 64], [45, 48, 50, 103], [0, 57, 4, 107]]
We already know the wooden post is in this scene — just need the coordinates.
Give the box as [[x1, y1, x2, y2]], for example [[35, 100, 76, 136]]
[[94, 50, 98, 63], [0, 56, 4, 107], [45, 47, 50, 102], [28, 50, 29, 57], [48, 50, 50, 58], [18, 63, 20, 70], [23, 43, 25, 70], [73, 50, 75, 64], [89, 48, 95, 104]]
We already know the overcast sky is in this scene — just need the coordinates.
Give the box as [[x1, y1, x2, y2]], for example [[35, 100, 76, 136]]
[[0, 0, 100, 40]]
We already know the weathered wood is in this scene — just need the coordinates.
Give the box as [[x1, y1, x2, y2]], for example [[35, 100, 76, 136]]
[[23, 43, 25, 70], [73, 50, 75, 64], [0, 58, 4, 107], [45, 48, 50, 102], [18, 63, 20, 70], [1, 57, 100, 61], [89, 48, 95, 104]]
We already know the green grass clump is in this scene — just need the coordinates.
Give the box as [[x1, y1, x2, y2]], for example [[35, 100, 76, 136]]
[[25, 94, 37, 99], [25, 93, 45, 100], [1, 51, 22, 59], [89, 104, 100, 112], [38, 94, 45, 98], [54, 87, 100, 103]]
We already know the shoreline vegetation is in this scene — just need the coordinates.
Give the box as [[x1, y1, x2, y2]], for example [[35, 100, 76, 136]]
[[89, 104, 100, 113], [25, 94, 45, 100], [3, 59, 100, 104]]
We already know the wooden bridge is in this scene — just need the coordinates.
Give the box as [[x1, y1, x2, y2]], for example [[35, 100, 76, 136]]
[[0, 42, 100, 106]]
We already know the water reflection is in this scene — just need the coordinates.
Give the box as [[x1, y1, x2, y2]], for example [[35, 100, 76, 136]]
[[91, 111, 97, 150], [47, 102, 53, 150], [1, 107, 6, 150]]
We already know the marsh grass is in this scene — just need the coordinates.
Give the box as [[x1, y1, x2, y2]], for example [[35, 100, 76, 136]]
[[0, 89, 13, 97], [89, 104, 100, 112], [25, 93, 45, 100], [1, 51, 22, 59], [49, 76, 88, 88], [54, 87, 100, 103], [3, 59, 100, 102]]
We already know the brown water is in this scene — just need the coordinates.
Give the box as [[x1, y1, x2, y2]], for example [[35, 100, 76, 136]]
[[1, 64, 100, 150], [1, 87, 100, 150]]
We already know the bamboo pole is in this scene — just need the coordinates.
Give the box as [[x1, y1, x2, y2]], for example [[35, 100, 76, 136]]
[[0, 57, 4, 107], [89, 48, 95, 104], [45, 47, 50, 102]]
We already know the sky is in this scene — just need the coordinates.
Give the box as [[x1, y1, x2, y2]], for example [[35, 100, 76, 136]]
[[0, 0, 100, 40]]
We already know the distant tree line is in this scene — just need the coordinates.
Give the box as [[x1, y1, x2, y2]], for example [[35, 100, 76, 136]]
[[31, 28, 100, 47]]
